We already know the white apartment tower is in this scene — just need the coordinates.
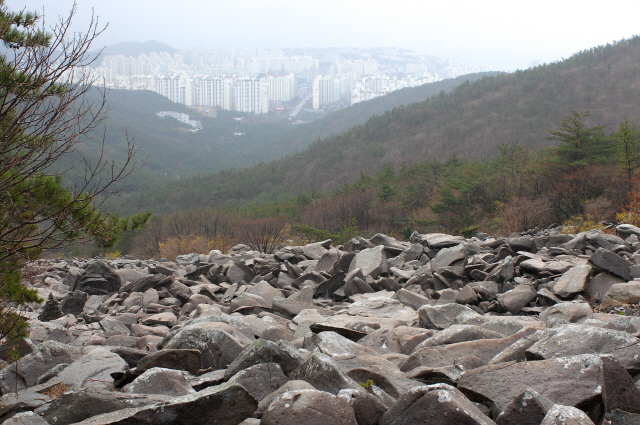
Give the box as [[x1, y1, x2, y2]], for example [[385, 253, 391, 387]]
[[313, 75, 339, 110], [155, 74, 182, 103], [198, 77, 224, 107], [266, 73, 295, 102], [235, 77, 266, 114]]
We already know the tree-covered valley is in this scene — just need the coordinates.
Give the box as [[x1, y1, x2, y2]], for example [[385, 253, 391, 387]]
[[78, 36, 640, 259]]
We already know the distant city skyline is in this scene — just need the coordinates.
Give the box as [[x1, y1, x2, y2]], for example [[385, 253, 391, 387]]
[[8, 0, 640, 71]]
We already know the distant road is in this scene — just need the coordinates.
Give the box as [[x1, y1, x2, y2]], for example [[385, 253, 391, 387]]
[[289, 92, 313, 118]]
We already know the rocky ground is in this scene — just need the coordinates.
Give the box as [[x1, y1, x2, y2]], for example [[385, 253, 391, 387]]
[[2, 226, 640, 425]]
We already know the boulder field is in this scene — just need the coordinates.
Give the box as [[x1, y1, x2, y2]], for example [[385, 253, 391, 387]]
[[3, 226, 640, 424]]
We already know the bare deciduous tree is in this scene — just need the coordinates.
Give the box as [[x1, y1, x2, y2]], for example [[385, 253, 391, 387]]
[[0, 2, 143, 340]]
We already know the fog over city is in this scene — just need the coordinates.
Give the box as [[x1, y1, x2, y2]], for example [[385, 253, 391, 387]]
[[9, 0, 640, 71]]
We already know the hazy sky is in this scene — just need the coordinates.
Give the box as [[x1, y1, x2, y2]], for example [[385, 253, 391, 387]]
[[9, 0, 640, 70]]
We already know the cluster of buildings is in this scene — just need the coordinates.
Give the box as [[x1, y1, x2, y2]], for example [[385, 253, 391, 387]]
[[153, 73, 295, 114], [156, 111, 201, 131], [89, 47, 494, 115]]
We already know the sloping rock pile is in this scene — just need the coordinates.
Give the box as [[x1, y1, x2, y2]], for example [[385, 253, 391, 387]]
[[4, 225, 640, 424]]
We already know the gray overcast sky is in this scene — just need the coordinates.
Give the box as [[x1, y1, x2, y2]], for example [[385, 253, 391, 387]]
[[8, 0, 640, 70]]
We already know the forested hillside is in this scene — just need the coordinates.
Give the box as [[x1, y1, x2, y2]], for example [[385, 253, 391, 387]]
[[74, 74, 483, 195], [108, 37, 640, 216], [70, 89, 294, 193], [265, 72, 496, 150]]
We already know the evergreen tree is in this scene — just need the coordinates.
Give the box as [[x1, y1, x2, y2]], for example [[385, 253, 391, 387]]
[[615, 117, 640, 193], [546, 110, 608, 167]]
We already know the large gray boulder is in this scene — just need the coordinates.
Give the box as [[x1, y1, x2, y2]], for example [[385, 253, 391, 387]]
[[0, 341, 81, 394], [162, 322, 251, 369], [0, 392, 51, 423], [587, 273, 624, 304], [418, 303, 481, 330], [137, 349, 202, 374], [228, 363, 287, 401], [43, 348, 127, 392], [588, 248, 632, 281], [224, 338, 305, 379], [552, 265, 591, 299], [75, 261, 121, 295], [338, 388, 389, 425], [458, 354, 640, 423], [539, 302, 593, 325], [60, 291, 88, 315], [379, 383, 496, 425], [122, 368, 194, 396], [495, 388, 554, 425], [430, 244, 467, 273], [604, 281, 640, 304], [262, 389, 358, 425], [348, 246, 388, 278], [497, 285, 537, 314], [255, 380, 316, 418], [401, 328, 537, 372], [303, 331, 380, 359], [288, 353, 361, 395]]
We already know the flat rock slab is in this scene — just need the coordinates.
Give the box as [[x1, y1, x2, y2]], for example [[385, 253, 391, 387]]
[[38, 389, 172, 425], [418, 303, 481, 330], [588, 248, 632, 281], [69, 382, 257, 425], [525, 323, 640, 374], [458, 354, 632, 422], [44, 348, 127, 392], [416, 325, 504, 348], [401, 328, 536, 372], [520, 259, 573, 275], [141, 312, 177, 327], [552, 265, 592, 298]]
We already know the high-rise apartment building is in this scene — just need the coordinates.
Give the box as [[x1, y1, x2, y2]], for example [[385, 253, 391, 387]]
[[266, 73, 295, 102], [313, 75, 341, 110], [155, 74, 182, 103]]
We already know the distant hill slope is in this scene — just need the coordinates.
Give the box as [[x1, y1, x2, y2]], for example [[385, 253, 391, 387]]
[[264, 72, 496, 150], [65, 88, 295, 193], [76, 75, 480, 196], [86, 76, 482, 207], [107, 37, 640, 216]]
